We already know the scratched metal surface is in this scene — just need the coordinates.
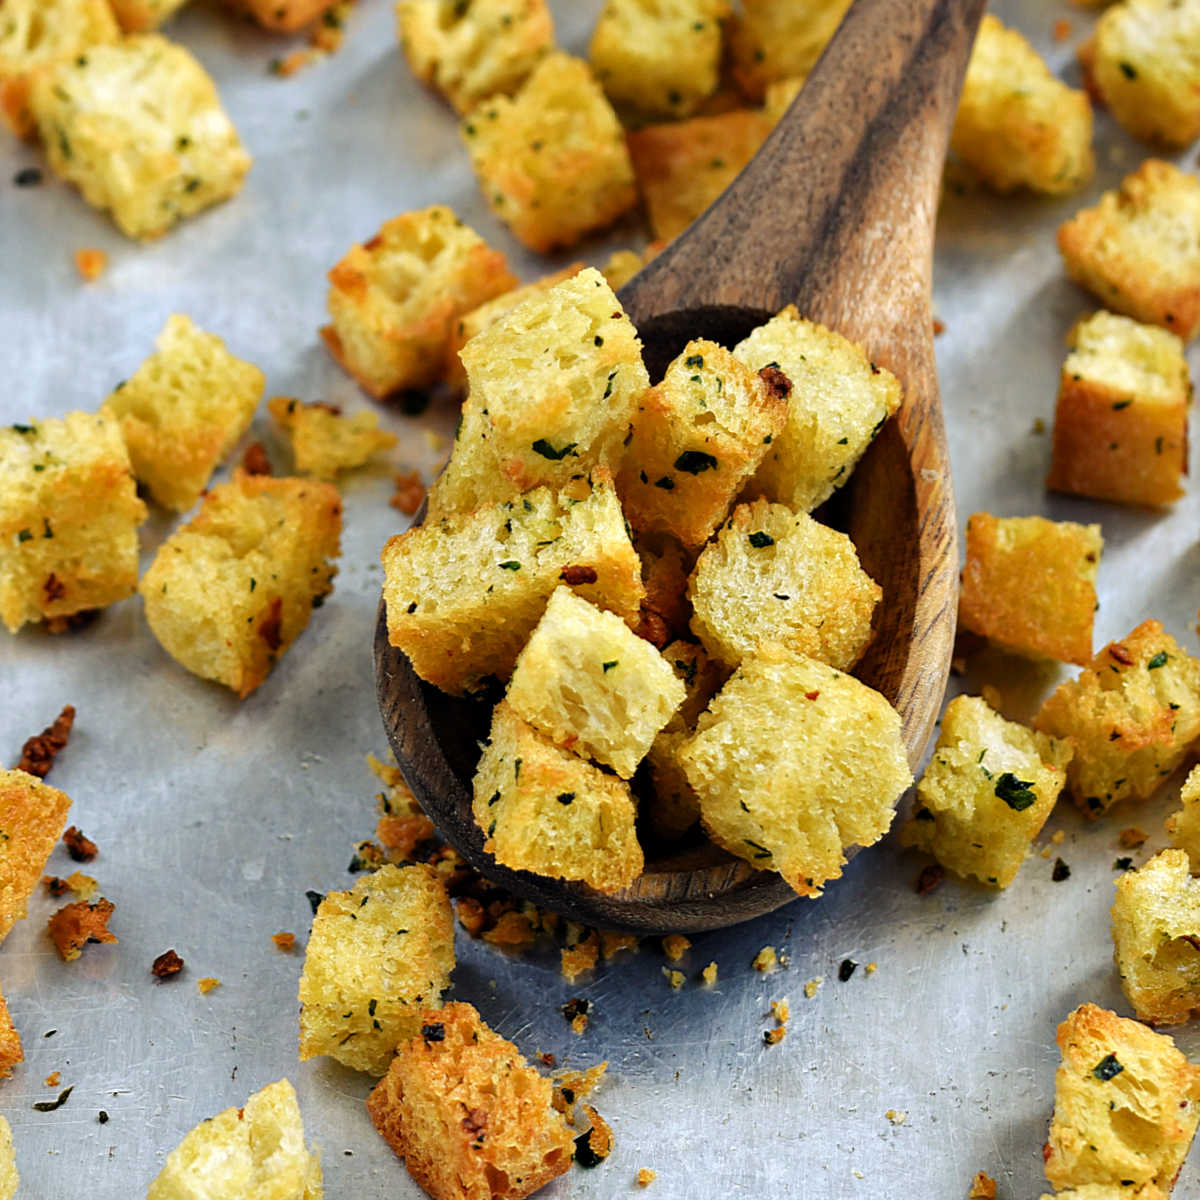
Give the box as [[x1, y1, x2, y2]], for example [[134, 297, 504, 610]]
[[3, 0, 1200, 1196]]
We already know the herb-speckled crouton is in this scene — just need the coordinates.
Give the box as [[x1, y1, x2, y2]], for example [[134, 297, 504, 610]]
[[1166, 766, 1200, 871], [382, 470, 643, 694], [728, 0, 850, 101], [0, 1117, 16, 1200], [1047, 310, 1190, 508], [140, 471, 342, 697], [1045, 1003, 1200, 1192], [147, 1079, 323, 1200], [952, 13, 1094, 195], [223, 0, 334, 32], [268, 396, 396, 480], [107, 0, 189, 31], [733, 306, 902, 512], [1058, 160, 1200, 342], [0, 769, 72, 946], [323, 205, 515, 398], [679, 643, 911, 897], [0, 983, 22, 1079], [473, 701, 643, 892], [0, 412, 146, 633], [898, 695, 1072, 888], [460, 53, 636, 252], [366, 1002, 575, 1200], [958, 513, 1103, 666], [1034, 620, 1200, 819], [397, 0, 554, 115], [506, 587, 685, 779], [29, 36, 251, 240], [102, 314, 265, 512], [299, 864, 455, 1076]]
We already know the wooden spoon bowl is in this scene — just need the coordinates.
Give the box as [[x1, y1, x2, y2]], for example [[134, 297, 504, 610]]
[[375, 0, 983, 933]]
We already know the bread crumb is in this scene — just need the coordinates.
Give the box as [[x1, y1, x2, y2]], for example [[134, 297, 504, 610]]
[[637, 1168, 656, 1186], [701, 962, 718, 986], [17, 705, 75, 778], [197, 977, 220, 994], [764, 996, 790, 1045], [390, 469, 426, 516], [151, 949, 184, 979], [804, 977, 822, 999], [916, 864, 945, 894], [43, 871, 96, 900], [562, 931, 600, 982], [1032, 417, 1046, 435], [933, 318, 946, 335], [571, 1013, 589, 1036], [62, 826, 97, 862], [662, 934, 690, 962], [663, 968, 686, 989], [271, 931, 296, 952], [74, 248, 107, 281], [483, 910, 536, 949], [575, 1105, 613, 1167], [1120, 827, 1149, 848], [885, 1108, 907, 1125], [47, 898, 116, 961], [763, 1025, 786, 1045], [752, 945, 778, 973], [968, 1170, 996, 1199], [599, 931, 639, 959], [1053, 18, 1072, 42], [241, 441, 272, 476], [44, 1071, 60, 1087]]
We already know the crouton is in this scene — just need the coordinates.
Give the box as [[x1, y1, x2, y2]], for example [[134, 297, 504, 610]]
[[107, 0, 190, 31], [687, 498, 880, 671], [397, 0, 554, 115], [588, 0, 728, 120], [0, 0, 118, 138], [268, 397, 397, 480], [1083, 0, 1200, 146], [460, 53, 636, 252], [1045, 1003, 1200, 1192], [506, 587, 685, 778], [728, 0, 850, 101], [223, 0, 335, 32], [626, 108, 772, 242], [1047, 310, 1190, 507], [382, 469, 643, 694], [323, 205, 516, 398], [1165, 766, 1200, 870], [473, 701, 643, 892], [1058, 160, 1200, 342], [733, 306, 902, 512], [898, 695, 1073, 888], [0, 412, 146, 633], [951, 14, 1094, 195], [428, 269, 649, 516], [29, 36, 251, 240], [0, 984, 23, 1079], [634, 530, 694, 644], [678, 643, 911, 896], [0, 1117, 15, 1200], [102, 314, 265, 512], [617, 340, 788, 547], [146, 1079, 322, 1200], [366, 1001, 575, 1200], [1034, 620, 1200, 818], [139, 471, 342, 697], [958, 513, 1103, 666], [299, 864, 454, 1076]]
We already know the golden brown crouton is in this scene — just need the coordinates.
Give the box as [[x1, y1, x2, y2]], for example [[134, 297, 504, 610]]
[[366, 1001, 575, 1200], [107, 0, 190, 31], [47, 897, 116, 961], [0, 984, 22, 1080], [268, 397, 397, 480], [0, 1117, 16, 1200], [1165, 766, 1200, 871], [1058, 160, 1200, 342], [223, 0, 334, 32], [397, 0, 554, 115], [460, 53, 636, 252], [1034, 620, 1200, 818], [0, 770, 72, 947], [898, 695, 1073, 888], [139, 472, 342, 697], [728, 0, 850, 101], [299, 864, 455, 1076], [29, 36, 252, 240], [323, 205, 515, 398], [1045, 1003, 1200, 1192], [1047, 310, 1190, 507], [958, 513, 1103, 666], [102, 314, 265, 512]]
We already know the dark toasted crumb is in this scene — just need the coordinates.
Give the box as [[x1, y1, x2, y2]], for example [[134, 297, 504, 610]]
[[1052, 857, 1071, 882], [562, 997, 590, 1023], [241, 442, 272, 476], [32, 1086, 73, 1112], [757, 364, 792, 401], [16, 705, 75, 778], [48, 898, 116, 962], [257, 597, 284, 651], [63, 825, 97, 862], [14, 167, 43, 188], [151, 949, 184, 979], [1118, 827, 1148, 849], [272, 931, 296, 951], [915, 864, 945, 895], [97, 1110, 109, 1124], [560, 564, 599, 585]]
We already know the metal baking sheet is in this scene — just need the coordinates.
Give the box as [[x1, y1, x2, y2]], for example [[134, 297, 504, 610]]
[[3, 1, 1200, 1196]]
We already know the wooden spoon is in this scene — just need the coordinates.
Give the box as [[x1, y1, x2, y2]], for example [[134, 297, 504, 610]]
[[375, 0, 981, 933]]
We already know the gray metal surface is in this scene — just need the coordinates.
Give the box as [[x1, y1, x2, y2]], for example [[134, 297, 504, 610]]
[[2, 1, 1199, 1196]]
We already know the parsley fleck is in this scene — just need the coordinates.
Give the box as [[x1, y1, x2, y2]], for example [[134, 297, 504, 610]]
[[653, 476, 674, 490], [531, 438, 578, 460], [994, 772, 1037, 812], [748, 532, 774, 548], [685, 354, 704, 369], [1147, 651, 1168, 670], [498, 560, 520, 571], [602, 661, 618, 672], [556, 792, 575, 805], [674, 450, 717, 474], [1092, 1054, 1123, 1081]]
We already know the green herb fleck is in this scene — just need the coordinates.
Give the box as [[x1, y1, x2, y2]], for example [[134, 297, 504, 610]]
[[748, 532, 774, 548], [1093, 1054, 1123, 1081], [531, 438, 578, 460], [498, 560, 521, 571], [1147, 651, 1168, 670], [674, 450, 717, 474], [602, 661, 618, 672], [994, 773, 1037, 812]]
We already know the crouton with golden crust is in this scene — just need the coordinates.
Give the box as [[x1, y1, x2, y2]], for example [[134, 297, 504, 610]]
[[268, 397, 397, 480], [0, 984, 23, 1080], [0, 1117, 15, 1200], [1165, 766, 1200, 871], [0, 770, 72, 947], [728, 0, 850, 102]]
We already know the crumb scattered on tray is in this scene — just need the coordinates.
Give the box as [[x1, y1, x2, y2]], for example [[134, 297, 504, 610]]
[[968, 1170, 996, 1199], [48, 898, 116, 961], [885, 1108, 906, 1125], [838, 959, 858, 981], [42, 872, 96, 900], [662, 934, 690, 962], [574, 1105, 613, 1168], [16, 705, 75, 778], [151, 949, 184, 979], [764, 998, 789, 1045], [62, 826, 97, 862], [865, 962, 877, 975], [241, 441, 272, 476], [752, 946, 778, 973], [562, 931, 600, 982], [916, 863, 945, 894], [1120, 827, 1148, 849], [390, 469, 426, 516], [804, 977, 823, 999], [1052, 857, 1071, 882], [1032, 417, 1046, 434], [44, 1071, 60, 1087], [663, 968, 685, 990], [272, 931, 296, 951], [197, 977, 220, 994], [74, 249, 106, 282], [701, 962, 718, 986], [637, 1168, 656, 1186], [599, 931, 639, 959]]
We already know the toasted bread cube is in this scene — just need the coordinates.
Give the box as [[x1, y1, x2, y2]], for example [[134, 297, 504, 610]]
[[958, 513, 1103, 666], [951, 14, 1094, 195], [687, 498, 880, 672], [367, 1002, 574, 1200], [139, 472, 342, 697], [101, 314, 265, 512], [460, 53, 636, 252], [107, 0, 189, 31], [635, 530, 695, 645], [29, 36, 251, 241], [506, 587, 685, 778], [223, 0, 334, 32], [617, 340, 788, 548], [397, 0, 554, 116], [627, 108, 772, 242], [0, 1117, 15, 1200], [1045, 1003, 1200, 1191], [0, 983, 22, 1079], [0, 412, 146, 633], [1047, 310, 1190, 507], [0, 0, 118, 137], [473, 701, 643, 892], [323, 205, 516, 399], [383, 470, 643, 694], [429, 269, 649, 516], [1034, 620, 1200, 818], [1058, 160, 1200, 342], [898, 695, 1072, 888], [678, 643, 912, 896], [728, 0, 849, 101], [733, 306, 903, 512], [147, 1079, 322, 1200], [0, 770, 72, 946], [588, 0, 728, 120], [268, 397, 397, 480], [1165, 766, 1200, 871]]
